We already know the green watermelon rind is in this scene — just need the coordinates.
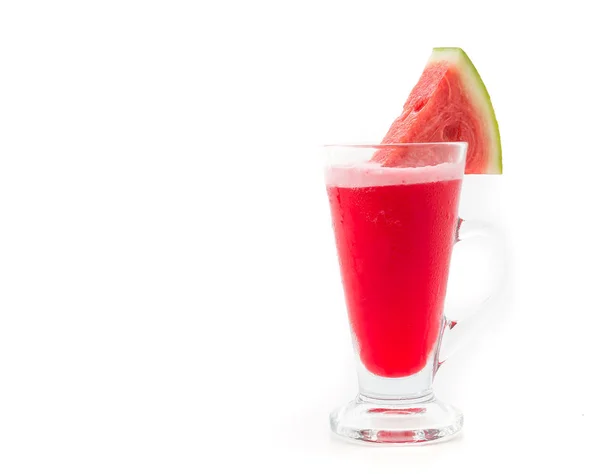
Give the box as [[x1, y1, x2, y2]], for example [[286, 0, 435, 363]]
[[430, 47, 503, 174]]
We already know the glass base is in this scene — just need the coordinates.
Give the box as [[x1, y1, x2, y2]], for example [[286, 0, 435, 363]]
[[330, 393, 463, 445]]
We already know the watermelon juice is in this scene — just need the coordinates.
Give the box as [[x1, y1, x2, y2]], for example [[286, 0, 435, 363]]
[[326, 162, 462, 378]]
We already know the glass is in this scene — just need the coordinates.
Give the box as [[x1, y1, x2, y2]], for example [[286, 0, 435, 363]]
[[324, 143, 504, 444]]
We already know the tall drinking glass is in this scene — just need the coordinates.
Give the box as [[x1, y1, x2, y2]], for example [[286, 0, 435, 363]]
[[325, 143, 502, 444]]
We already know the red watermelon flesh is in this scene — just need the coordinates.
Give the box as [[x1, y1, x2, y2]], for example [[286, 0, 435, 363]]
[[372, 48, 502, 174]]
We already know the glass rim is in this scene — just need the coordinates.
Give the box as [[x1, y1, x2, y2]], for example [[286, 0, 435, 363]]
[[323, 142, 468, 170], [323, 142, 468, 151]]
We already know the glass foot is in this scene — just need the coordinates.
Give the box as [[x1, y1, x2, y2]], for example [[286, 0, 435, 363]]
[[330, 394, 463, 444]]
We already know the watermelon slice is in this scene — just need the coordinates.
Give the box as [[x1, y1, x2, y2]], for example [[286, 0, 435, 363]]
[[372, 48, 502, 174]]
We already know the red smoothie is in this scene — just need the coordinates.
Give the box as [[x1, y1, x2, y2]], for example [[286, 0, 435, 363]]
[[326, 163, 462, 377]]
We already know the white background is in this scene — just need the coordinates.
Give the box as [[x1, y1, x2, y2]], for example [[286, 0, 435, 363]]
[[0, 1, 598, 472]]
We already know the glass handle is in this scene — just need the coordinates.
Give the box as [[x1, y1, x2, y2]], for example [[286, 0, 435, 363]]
[[437, 218, 507, 369]]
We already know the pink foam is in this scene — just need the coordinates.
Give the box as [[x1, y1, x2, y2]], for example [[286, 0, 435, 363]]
[[325, 161, 463, 188]]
